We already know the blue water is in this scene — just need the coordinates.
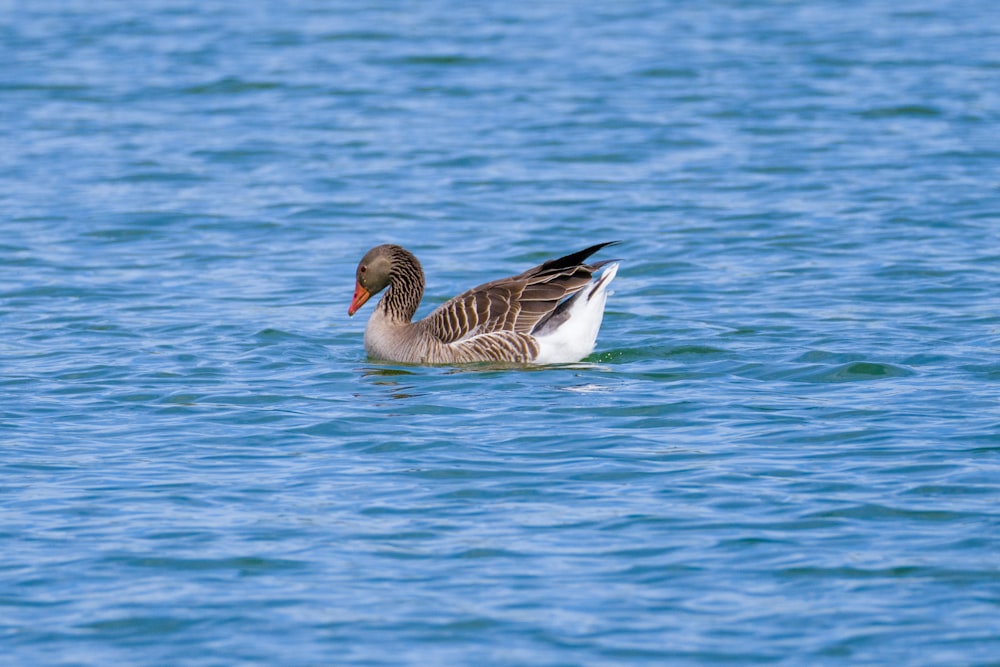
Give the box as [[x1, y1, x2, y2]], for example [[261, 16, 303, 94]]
[[3, 2, 1000, 665]]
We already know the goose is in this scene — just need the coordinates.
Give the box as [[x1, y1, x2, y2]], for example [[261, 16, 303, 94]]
[[348, 241, 620, 365]]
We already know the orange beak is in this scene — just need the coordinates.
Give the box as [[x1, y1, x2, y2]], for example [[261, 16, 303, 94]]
[[348, 282, 371, 316]]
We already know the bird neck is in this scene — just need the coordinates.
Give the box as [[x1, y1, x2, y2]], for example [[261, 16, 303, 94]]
[[378, 247, 424, 322]]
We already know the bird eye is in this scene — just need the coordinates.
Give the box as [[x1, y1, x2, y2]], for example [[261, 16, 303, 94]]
[[360, 266, 367, 274]]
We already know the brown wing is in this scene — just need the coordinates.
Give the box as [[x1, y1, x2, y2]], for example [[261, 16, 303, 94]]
[[421, 242, 619, 344]]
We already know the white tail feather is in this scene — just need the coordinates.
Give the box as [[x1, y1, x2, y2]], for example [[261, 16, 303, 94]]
[[532, 262, 618, 364]]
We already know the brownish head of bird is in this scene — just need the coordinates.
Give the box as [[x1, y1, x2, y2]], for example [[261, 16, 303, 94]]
[[348, 244, 411, 316]]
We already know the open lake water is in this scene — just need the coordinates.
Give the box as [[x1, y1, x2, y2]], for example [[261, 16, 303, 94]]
[[3, 1, 1000, 665]]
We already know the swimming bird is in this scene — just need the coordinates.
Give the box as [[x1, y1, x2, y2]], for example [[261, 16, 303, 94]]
[[348, 242, 620, 364]]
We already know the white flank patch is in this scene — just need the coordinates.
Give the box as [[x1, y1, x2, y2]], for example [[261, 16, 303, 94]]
[[532, 262, 619, 364]]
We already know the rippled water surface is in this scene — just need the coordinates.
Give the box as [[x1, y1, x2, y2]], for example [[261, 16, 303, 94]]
[[3, 2, 1000, 665]]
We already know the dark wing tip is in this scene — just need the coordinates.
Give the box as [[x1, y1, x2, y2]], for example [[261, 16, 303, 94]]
[[540, 241, 622, 272]]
